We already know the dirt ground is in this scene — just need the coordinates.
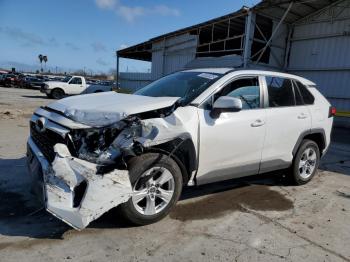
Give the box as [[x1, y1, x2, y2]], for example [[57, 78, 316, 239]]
[[0, 87, 350, 262]]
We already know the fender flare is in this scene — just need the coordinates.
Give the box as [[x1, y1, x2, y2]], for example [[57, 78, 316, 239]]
[[292, 128, 326, 156]]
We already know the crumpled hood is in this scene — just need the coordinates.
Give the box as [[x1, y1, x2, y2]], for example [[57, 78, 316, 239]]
[[46, 91, 180, 126]]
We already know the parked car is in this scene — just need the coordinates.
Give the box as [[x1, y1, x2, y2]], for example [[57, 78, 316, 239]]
[[14, 74, 25, 87], [0, 74, 6, 86], [99, 80, 113, 86], [27, 69, 334, 230], [86, 79, 97, 84], [40, 75, 112, 99], [2, 73, 17, 87], [51, 76, 65, 81], [21, 76, 46, 89]]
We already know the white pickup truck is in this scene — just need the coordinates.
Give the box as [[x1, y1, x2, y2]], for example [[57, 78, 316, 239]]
[[41, 75, 112, 99]]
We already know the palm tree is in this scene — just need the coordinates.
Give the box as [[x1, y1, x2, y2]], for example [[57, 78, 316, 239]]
[[38, 54, 43, 72], [43, 55, 48, 72]]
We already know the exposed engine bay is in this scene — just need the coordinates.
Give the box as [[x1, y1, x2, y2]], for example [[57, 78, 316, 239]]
[[73, 118, 154, 168]]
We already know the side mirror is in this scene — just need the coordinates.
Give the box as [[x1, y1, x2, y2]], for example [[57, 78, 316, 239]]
[[210, 96, 242, 118]]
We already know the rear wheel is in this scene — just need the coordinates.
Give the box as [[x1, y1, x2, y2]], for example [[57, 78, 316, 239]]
[[291, 139, 320, 185], [51, 88, 65, 99], [119, 153, 183, 225]]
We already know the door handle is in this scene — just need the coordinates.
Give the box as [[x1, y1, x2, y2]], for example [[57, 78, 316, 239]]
[[298, 113, 308, 119], [251, 119, 265, 127]]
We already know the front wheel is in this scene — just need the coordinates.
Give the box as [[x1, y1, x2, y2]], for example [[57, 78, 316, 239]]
[[119, 153, 183, 225], [51, 88, 65, 99], [291, 139, 320, 185]]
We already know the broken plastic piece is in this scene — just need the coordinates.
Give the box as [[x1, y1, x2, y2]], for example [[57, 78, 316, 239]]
[[44, 144, 133, 229]]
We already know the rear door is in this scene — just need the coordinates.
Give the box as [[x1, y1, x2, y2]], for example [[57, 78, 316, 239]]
[[259, 76, 312, 173]]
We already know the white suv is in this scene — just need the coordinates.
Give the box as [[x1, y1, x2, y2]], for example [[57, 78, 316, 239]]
[[26, 69, 334, 229]]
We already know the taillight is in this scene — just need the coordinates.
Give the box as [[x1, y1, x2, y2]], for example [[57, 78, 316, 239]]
[[329, 106, 336, 117]]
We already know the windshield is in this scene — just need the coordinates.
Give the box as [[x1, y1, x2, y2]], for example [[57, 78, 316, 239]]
[[62, 76, 72, 82], [134, 71, 222, 105]]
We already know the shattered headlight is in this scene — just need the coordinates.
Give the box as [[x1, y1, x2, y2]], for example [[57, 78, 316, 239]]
[[71, 122, 127, 164], [71, 117, 158, 170]]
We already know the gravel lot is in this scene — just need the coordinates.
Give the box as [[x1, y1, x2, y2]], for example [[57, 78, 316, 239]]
[[0, 87, 350, 262]]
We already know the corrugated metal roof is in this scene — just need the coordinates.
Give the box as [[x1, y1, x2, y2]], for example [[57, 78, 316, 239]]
[[117, 0, 340, 60], [254, 0, 341, 24], [117, 10, 247, 61]]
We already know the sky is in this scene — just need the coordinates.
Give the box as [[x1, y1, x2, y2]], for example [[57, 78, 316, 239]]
[[0, 0, 259, 74]]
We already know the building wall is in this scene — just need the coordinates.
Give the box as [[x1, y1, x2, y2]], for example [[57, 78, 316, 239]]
[[269, 21, 288, 68], [119, 1, 350, 120], [151, 33, 197, 80], [119, 72, 152, 92], [119, 33, 197, 92], [288, 0, 350, 112]]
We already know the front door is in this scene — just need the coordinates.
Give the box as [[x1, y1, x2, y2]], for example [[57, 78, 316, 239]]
[[196, 76, 267, 185], [67, 77, 84, 94]]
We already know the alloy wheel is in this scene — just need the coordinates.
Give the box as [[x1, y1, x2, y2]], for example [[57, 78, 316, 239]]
[[131, 167, 175, 216], [298, 147, 317, 179]]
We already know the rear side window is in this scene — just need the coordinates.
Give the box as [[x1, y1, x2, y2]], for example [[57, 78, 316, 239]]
[[294, 81, 315, 105], [266, 76, 295, 107]]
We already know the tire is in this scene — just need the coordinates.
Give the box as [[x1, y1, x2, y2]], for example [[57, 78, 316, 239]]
[[119, 153, 183, 226], [51, 88, 65, 99], [290, 139, 320, 185]]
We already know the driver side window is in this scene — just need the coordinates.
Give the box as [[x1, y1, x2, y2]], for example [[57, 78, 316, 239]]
[[70, 77, 82, 85], [213, 77, 261, 110]]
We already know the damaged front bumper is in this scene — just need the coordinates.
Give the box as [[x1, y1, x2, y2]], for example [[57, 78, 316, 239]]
[[26, 137, 132, 230]]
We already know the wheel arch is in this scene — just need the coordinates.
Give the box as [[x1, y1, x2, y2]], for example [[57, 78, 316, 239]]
[[145, 137, 197, 185], [293, 129, 326, 156], [52, 87, 65, 93]]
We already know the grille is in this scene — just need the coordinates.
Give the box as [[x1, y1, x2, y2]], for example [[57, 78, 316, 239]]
[[30, 121, 67, 162]]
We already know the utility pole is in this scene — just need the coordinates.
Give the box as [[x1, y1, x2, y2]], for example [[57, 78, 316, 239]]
[[116, 52, 120, 88]]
